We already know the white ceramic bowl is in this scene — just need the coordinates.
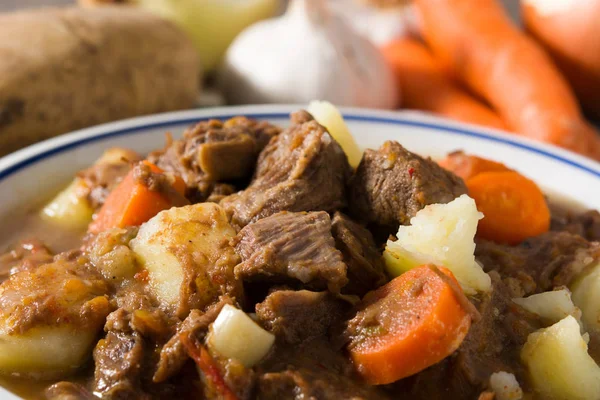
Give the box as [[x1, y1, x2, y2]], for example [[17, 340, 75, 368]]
[[0, 105, 599, 399]]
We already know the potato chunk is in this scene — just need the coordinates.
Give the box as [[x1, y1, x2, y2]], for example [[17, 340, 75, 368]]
[[383, 194, 490, 294], [40, 178, 94, 231], [0, 260, 110, 378], [521, 315, 600, 400], [130, 203, 241, 316], [571, 262, 600, 334]]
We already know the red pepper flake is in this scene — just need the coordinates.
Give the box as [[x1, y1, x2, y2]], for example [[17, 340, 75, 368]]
[[408, 167, 415, 178]]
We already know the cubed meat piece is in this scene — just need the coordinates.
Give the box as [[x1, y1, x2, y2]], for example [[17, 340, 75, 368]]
[[476, 231, 600, 294], [255, 290, 348, 344], [551, 208, 600, 242], [221, 111, 351, 228], [234, 212, 348, 293], [93, 331, 146, 399], [331, 212, 388, 296], [149, 117, 280, 201], [349, 141, 467, 228]]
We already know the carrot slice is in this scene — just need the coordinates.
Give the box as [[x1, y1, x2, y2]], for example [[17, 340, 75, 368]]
[[347, 265, 472, 385], [467, 171, 550, 245], [439, 151, 511, 181], [88, 161, 187, 234]]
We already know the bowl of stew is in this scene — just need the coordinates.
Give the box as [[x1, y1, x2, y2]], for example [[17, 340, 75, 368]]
[[0, 105, 599, 400]]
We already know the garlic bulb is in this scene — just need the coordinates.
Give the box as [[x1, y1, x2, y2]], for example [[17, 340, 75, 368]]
[[327, 0, 416, 45], [220, 0, 400, 108]]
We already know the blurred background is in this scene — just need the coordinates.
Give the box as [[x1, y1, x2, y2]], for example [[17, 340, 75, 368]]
[[0, 0, 598, 160]]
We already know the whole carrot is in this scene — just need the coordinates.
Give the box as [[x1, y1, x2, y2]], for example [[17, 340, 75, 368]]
[[381, 38, 507, 131], [414, 0, 600, 160]]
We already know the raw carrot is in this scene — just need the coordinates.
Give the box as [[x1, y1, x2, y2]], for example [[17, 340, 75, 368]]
[[180, 333, 239, 400], [439, 150, 511, 181], [467, 171, 550, 245], [381, 38, 507, 131], [414, 0, 600, 160], [88, 161, 187, 234], [347, 265, 472, 385]]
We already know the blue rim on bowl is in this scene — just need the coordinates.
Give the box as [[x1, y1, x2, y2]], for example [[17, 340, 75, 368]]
[[0, 105, 599, 183]]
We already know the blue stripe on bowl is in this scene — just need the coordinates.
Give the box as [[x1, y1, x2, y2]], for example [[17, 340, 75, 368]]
[[0, 112, 599, 183]]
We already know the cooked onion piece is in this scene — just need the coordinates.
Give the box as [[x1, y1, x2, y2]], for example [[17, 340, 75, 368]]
[[513, 288, 582, 325], [307, 101, 362, 168], [521, 315, 600, 400], [383, 194, 490, 294], [130, 203, 238, 313], [208, 304, 274, 367]]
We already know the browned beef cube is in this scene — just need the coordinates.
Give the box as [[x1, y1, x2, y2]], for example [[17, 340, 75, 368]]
[[255, 290, 348, 344], [234, 211, 348, 293], [149, 117, 280, 201], [221, 111, 351, 228], [331, 212, 387, 296], [349, 141, 467, 228], [476, 231, 600, 294]]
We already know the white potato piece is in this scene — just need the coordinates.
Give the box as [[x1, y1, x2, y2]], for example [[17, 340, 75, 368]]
[[521, 315, 600, 400], [0, 261, 110, 378], [513, 289, 582, 325], [571, 262, 600, 334], [208, 304, 275, 367], [489, 371, 523, 400], [0, 326, 97, 379], [40, 178, 94, 230], [383, 194, 491, 294], [307, 101, 362, 168], [130, 203, 238, 313]]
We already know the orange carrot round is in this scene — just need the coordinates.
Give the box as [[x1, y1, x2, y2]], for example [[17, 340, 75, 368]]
[[414, 0, 600, 160], [467, 171, 550, 245], [88, 162, 187, 234], [381, 38, 507, 131], [439, 151, 511, 181], [347, 265, 471, 385]]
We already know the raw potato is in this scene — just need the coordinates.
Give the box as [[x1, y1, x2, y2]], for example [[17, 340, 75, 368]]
[[383, 194, 491, 294], [307, 101, 362, 168], [130, 203, 238, 314], [208, 304, 275, 367], [513, 288, 582, 325], [571, 262, 600, 334], [521, 315, 600, 400], [0, 7, 200, 156]]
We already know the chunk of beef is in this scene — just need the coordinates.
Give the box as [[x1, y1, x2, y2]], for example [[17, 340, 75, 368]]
[[149, 117, 280, 202], [331, 212, 388, 296], [77, 149, 141, 209], [257, 337, 390, 400], [153, 296, 233, 383], [93, 331, 148, 399], [349, 141, 467, 228], [0, 238, 53, 282], [255, 290, 349, 344], [551, 208, 600, 242], [476, 231, 600, 294], [389, 272, 543, 399], [221, 111, 351, 228], [234, 211, 348, 292]]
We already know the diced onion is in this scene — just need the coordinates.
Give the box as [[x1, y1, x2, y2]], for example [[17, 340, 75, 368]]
[[208, 304, 274, 367]]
